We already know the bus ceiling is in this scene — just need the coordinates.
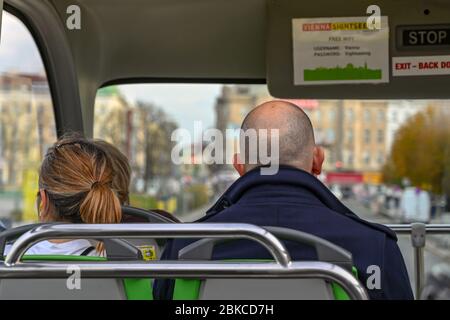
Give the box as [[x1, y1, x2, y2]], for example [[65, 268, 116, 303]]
[[3, 0, 450, 136]]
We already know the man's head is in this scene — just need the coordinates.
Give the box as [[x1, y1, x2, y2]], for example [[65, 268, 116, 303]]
[[233, 100, 324, 176]]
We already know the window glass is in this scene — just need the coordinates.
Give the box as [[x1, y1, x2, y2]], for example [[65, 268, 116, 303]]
[[0, 12, 57, 226], [377, 152, 384, 165], [94, 83, 450, 222], [346, 109, 354, 121], [364, 109, 371, 122], [363, 152, 371, 165], [329, 109, 335, 121], [94, 83, 450, 279], [392, 110, 398, 122], [377, 109, 384, 122], [347, 129, 353, 143], [364, 129, 371, 144], [377, 129, 384, 144]]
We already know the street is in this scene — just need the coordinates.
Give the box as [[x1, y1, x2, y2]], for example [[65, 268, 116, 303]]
[[344, 198, 450, 295]]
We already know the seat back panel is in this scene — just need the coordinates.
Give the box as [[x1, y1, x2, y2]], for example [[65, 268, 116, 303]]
[[0, 278, 126, 300], [199, 279, 334, 300], [0, 254, 153, 300]]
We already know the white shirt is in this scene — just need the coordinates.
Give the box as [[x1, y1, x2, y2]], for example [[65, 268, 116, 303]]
[[5, 239, 102, 257]]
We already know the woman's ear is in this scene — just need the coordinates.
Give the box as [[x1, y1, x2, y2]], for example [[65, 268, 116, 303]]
[[38, 189, 49, 221]]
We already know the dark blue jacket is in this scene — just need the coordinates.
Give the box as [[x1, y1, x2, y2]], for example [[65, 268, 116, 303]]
[[154, 166, 414, 300]]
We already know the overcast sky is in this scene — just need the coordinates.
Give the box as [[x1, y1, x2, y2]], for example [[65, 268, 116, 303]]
[[0, 12, 223, 133], [0, 12, 44, 73]]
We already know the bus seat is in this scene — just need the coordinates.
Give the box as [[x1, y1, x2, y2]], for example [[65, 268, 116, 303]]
[[0, 224, 143, 261], [121, 206, 177, 260], [0, 255, 153, 300], [173, 226, 358, 300], [0, 227, 153, 300], [121, 206, 177, 224]]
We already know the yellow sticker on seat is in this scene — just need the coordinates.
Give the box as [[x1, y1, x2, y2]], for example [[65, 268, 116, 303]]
[[137, 245, 157, 261]]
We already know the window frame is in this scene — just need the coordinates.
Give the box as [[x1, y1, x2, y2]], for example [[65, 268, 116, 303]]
[[3, 2, 83, 137]]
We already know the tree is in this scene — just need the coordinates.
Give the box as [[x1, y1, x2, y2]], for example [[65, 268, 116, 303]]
[[383, 105, 450, 196], [94, 91, 130, 153], [134, 102, 178, 192]]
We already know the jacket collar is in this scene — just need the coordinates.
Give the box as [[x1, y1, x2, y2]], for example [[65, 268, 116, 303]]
[[208, 165, 353, 214], [206, 165, 397, 240]]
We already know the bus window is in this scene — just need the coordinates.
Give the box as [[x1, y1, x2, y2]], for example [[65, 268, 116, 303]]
[[94, 83, 450, 289], [0, 12, 57, 227], [93, 84, 449, 222]]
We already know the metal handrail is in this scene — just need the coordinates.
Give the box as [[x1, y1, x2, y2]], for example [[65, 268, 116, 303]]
[[385, 223, 450, 299], [3, 222, 448, 299], [385, 224, 450, 234], [4, 223, 291, 267], [0, 223, 369, 299], [0, 261, 369, 300]]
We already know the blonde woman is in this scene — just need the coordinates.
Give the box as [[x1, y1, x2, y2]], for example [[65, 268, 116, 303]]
[[6, 135, 122, 256]]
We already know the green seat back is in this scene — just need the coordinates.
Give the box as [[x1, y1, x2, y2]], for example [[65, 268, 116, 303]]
[[173, 259, 358, 300]]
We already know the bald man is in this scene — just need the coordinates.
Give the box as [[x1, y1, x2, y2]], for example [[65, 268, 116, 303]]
[[235, 100, 322, 176], [154, 101, 413, 300]]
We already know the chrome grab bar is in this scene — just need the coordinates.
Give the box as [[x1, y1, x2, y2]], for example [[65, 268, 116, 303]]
[[385, 223, 450, 299], [4, 223, 291, 267], [3, 222, 449, 299], [386, 224, 450, 234], [0, 261, 368, 300], [1, 223, 368, 300]]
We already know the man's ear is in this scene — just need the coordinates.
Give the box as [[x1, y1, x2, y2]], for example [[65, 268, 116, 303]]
[[312, 146, 324, 176], [232, 153, 246, 176]]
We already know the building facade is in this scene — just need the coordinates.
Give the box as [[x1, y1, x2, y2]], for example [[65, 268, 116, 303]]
[[0, 73, 56, 187], [0, 72, 56, 221], [214, 85, 391, 180]]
